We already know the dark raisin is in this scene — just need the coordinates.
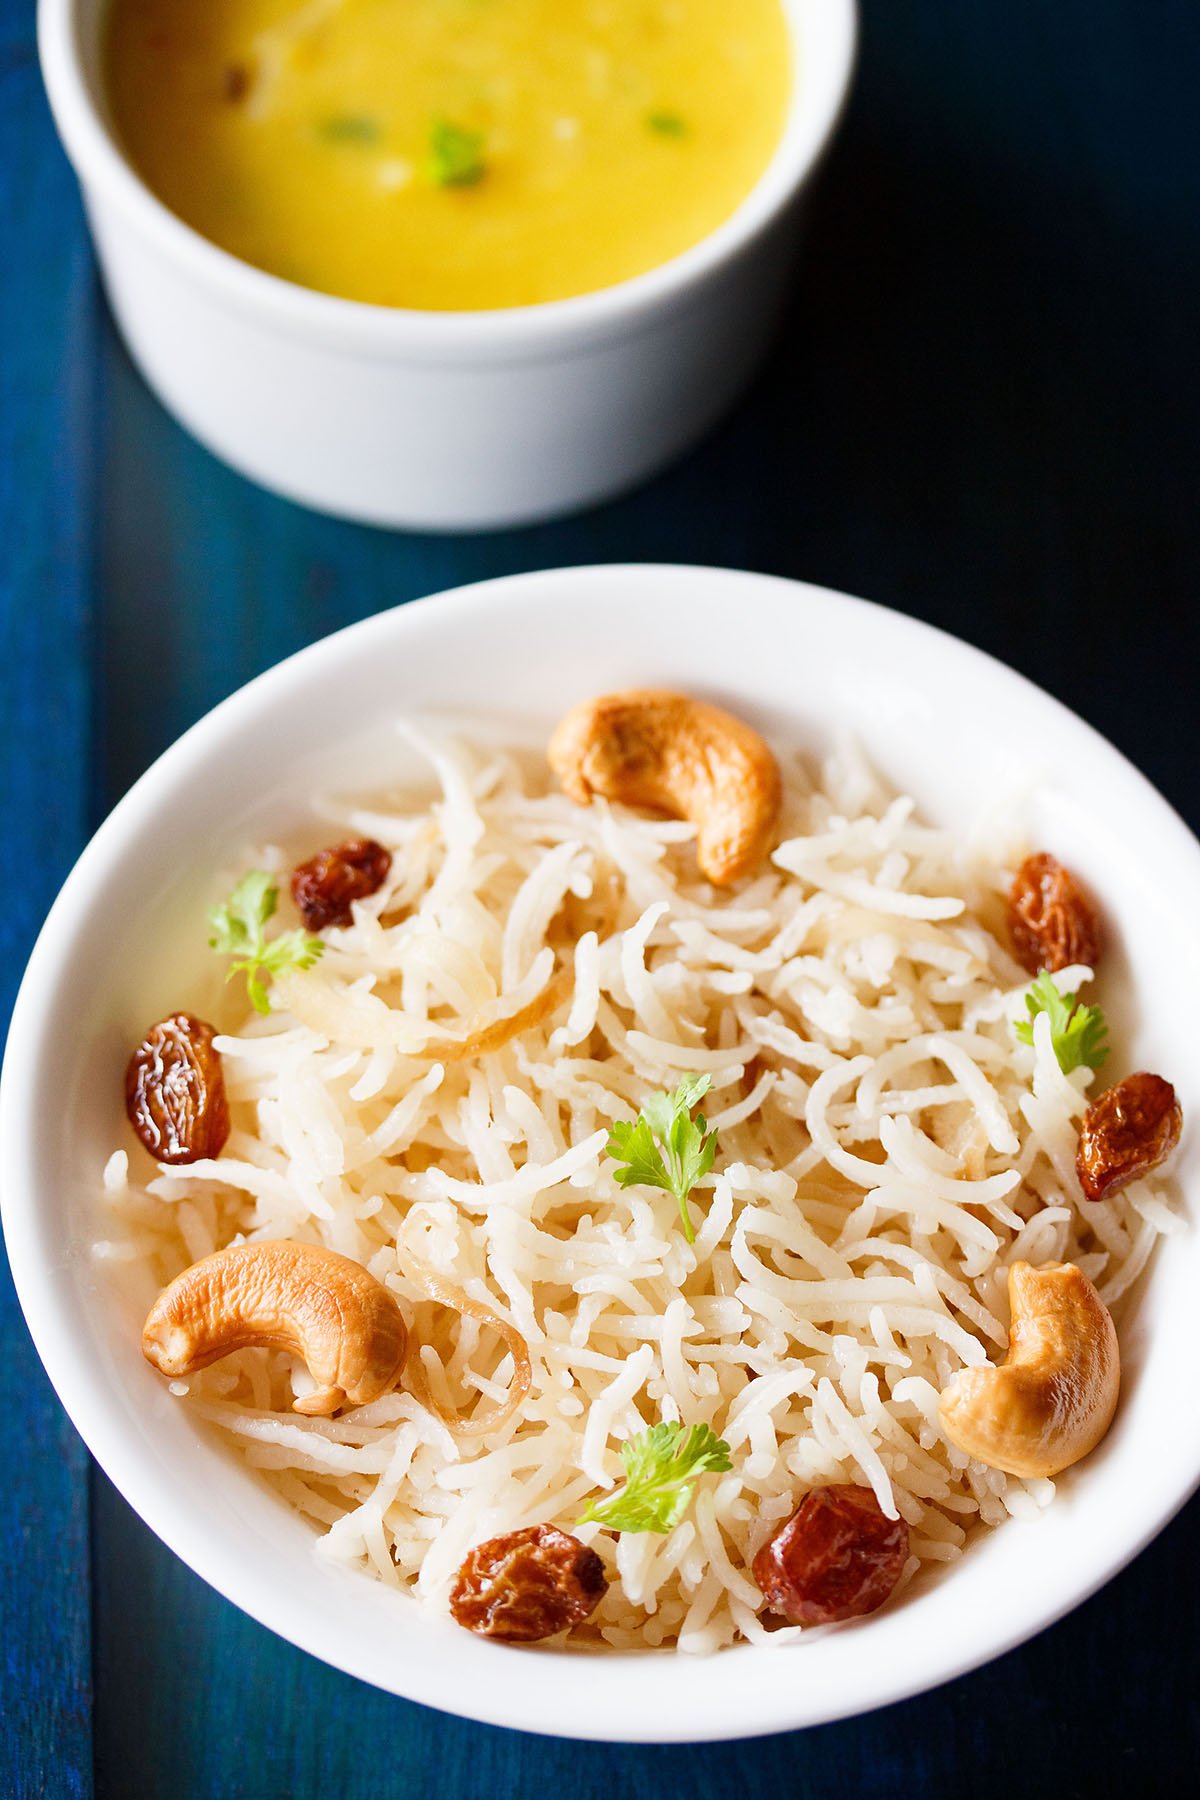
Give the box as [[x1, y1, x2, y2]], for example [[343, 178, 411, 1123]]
[[1077, 1071, 1181, 1202], [290, 838, 391, 932], [752, 1484, 909, 1627], [449, 1524, 608, 1642], [125, 1014, 230, 1166], [1008, 853, 1101, 975]]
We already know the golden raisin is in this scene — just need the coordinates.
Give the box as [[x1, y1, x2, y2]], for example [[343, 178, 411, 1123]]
[[125, 1014, 230, 1166], [752, 1484, 909, 1627], [1008, 853, 1101, 974], [449, 1524, 608, 1642], [1077, 1072, 1181, 1202], [290, 838, 391, 932]]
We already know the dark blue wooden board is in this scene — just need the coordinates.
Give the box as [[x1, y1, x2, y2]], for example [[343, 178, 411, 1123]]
[[4, 0, 1200, 1794], [0, 3, 95, 1795]]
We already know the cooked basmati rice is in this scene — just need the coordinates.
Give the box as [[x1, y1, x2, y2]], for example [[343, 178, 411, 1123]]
[[102, 722, 1178, 1652]]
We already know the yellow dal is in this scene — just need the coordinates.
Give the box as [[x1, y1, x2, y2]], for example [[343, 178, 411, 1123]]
[[105, 0, 793, 311]]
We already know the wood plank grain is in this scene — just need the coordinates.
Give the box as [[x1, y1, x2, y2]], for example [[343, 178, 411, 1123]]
[[0, 2, 96, 1795]]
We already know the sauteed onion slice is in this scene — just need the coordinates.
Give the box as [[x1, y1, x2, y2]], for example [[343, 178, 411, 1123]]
[[420, 967, 572, 1065], [277, 965, 570, 1062], [399, 1252, 533, 1437]]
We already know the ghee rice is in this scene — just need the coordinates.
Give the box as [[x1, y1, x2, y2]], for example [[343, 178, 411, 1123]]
[[97, 723, 1180, 1652]]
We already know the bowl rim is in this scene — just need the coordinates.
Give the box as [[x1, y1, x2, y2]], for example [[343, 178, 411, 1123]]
[[5, 562, 1200, 1741], [38, 0, 858, 354]]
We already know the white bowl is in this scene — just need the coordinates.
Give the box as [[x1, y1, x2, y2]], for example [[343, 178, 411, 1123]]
[[38, 1, 857, 531], [3, 564, 1199, 1741]]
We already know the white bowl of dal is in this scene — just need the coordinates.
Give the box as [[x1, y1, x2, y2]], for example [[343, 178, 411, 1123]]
[[39, 2, 857, 529]]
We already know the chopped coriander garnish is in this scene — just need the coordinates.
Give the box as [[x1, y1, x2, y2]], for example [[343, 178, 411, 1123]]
[[605, 1074, 718, 1245], [208, 871, 324, 1016], [316, 114, 382, 145], [1013, 969, 1110, 1074], [646, 110, 688, 138], [578, 1421, 732, 1534], [426, 116, 487, 187]]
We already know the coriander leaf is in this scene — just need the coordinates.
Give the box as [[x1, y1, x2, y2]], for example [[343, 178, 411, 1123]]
[[605, 1116, 673, 1194], [207, 868, 277, 959], [1013, 969, 1109, 1074], [208, 870, 324, 1016], [316, 114, 382, 145], [426, 116, 486, 187], [641, 1071, 710, 1143], [578, 1421, 732, 1534], [605, 1074, 718, 1243], [646, 110, 688, 138]]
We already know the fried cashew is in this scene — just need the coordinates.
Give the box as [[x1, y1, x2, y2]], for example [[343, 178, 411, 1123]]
[[142, 1240, 408, 1416], [937, 1261, 1119, 1479], [548, 689, 781, 886]]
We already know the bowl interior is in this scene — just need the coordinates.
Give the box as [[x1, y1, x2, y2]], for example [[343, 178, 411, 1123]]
[[4, 563, 1200, 1740], [46, 0, 856, 340]]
